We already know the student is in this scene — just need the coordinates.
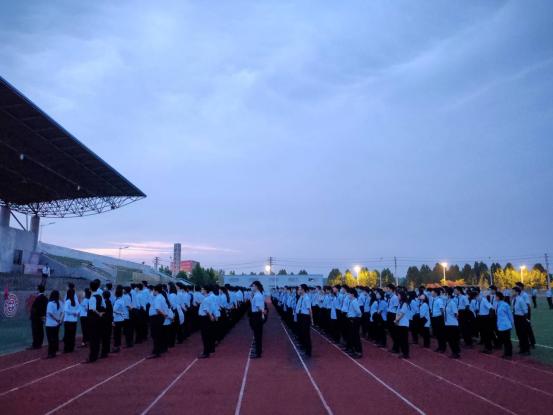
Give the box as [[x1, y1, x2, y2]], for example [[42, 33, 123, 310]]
[[147, 284, 169, 359], [546, 287, 553, 310], [79, 288, 91, 347], [454, 287, 472, 348], [63, 288, 79, 353], [495, 292, 513, 358], [29, 284, 48, 349], [418, 293, 431, 348], [347, 288, 363, 358], [100, 290, 113, 358], [409, 292, 420, 344], [385, 284, 400, 353], [476, 290, 493, 354], [45, 290, 63, 358], [516, 282, 536, 348], [161, 289, 174, 353], [374, 289, 388, 347], [430, 288, 446, 353], [123, 286, 134, 348], [112, 286, 125, 353], [86, 279, 104, 363], [249, 281, 265, 358], [395, 291, 410, 358], [198, 286, 216, 358], [512, 286, 530, 355], [329, 286, 341, 343], [296, 284, 313, 357], [444, 288, 461, 358]]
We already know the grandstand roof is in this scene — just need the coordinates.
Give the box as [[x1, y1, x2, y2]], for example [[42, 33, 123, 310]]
[[0, 76, 145, 218]]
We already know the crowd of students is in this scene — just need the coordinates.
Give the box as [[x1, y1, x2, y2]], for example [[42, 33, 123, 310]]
[[273, 281, 543, 360], [29, 280, 249, 361]]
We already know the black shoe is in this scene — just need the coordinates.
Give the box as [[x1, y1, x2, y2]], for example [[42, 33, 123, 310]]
[[250, 354, 261, 359], [450, 353, 460, 359], [146, 354, 161, 359], [480, 349, 492, 354], [501, 355, 512, 359], [198, 353, 210, 359]]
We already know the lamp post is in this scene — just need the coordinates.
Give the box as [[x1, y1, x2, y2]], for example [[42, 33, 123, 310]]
[[440, 262, 448, 286], [265, 264, 274, 289], [520, 265, 526, 284], [118, 245, 129, 259], [354, 265, 361, 286]]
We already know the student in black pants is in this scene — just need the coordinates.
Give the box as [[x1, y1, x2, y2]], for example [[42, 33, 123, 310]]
[[100, 291, 113, 358], [29, 285, 48, 350], [86, 280, 103, 363], [45, 290, 62, 358], [147, 284, 168, 359], [112, 286, 125, 353], [63, 288, 79, 353]]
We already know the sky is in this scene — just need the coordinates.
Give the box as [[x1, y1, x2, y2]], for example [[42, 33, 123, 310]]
[[1, 0, 552, 276]]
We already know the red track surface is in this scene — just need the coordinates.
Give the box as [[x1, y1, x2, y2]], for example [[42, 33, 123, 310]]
[[1, 306, 552, 415]]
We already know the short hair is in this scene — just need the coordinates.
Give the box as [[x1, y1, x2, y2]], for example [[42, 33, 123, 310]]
[[37, 285, 45, 293]]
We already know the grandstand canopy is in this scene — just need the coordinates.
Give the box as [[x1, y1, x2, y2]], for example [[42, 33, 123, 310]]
[[0, 76, 146, 218]]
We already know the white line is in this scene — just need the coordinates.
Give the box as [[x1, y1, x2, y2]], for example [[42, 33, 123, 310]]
[[234, 343, 253, 415], [404, 359, 518, 415], [313, 329, 425, 415], [44, 359, 145, 415], [511, 338, 553, 350], [280, 322, 334, 415], [480, 350, 553, 376], [0, 358, 41, 373], [418, 346, 553, 398], [0, 362, 80, 397], [140, 358, 198, 415]]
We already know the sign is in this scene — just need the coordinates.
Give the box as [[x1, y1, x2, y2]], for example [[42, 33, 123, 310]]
[[3, 293, 18, 318]]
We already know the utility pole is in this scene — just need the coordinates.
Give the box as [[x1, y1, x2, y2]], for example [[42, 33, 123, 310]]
[[269, 256, 275, 289], [394, 256, 398, 286], [153, 256, 160, 271], [545, 253, 550, 290]]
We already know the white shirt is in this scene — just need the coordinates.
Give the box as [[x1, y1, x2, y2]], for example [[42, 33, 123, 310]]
[[63, 299, 79, 323], [251, 292, 265, 313], [46, 301, 62, 327], [113, 298, 126, 322]]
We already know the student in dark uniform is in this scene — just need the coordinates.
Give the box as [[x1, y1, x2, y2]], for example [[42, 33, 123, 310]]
[[100, 290, 113, 358], [45, 290, 63, 358], [85, 280, 103, 363], [147, 284, 167, 359], [29, 285, 48, 349]]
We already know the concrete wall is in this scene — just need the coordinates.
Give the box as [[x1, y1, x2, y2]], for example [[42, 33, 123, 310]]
[[0, 226, 36, 273]]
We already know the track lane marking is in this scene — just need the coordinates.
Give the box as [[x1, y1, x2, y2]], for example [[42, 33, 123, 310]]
[[44, 358, 145, 415], [312, 328, 425, 415], [234, 341, 253, 415], [416, 345, 553, 398], [0, 358, 41, 373], [360, 338, 518, 415], [139, 358, 198, 415], [0, 362, 81, 397], [280, 322, 333, 415]]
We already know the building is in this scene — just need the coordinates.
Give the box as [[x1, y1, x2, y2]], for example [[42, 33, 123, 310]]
[[179, 260, 199, 273], [223, 274, 325, 289], [0, 76, 145, 275], [172, 243, 182, 276]]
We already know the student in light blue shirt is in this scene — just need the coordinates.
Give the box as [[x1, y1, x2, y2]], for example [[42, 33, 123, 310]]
[[346, 288, 363, 358], [444, 287, 460, 358], [295, 284, 313, 357], [374, 289, 388, 347], [112, 286, 126, 353], [45, 290, 63, 358], [430, 288, 446, 353], [394, 291, 410, 358], [512, 286, 531, 355], [79, 288, 91, 348], [147, 285, 169, 359], [495, 292, 513, 358], [418, 294, 431, 348], [63, 288, 79, 353], [249, 281, 266, 358]]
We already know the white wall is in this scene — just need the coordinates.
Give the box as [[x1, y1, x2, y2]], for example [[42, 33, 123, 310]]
[[0, 226, 35, 273]]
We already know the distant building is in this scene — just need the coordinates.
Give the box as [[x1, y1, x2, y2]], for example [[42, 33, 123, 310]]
[[223, 274, 325, 289], [179, 260, 199, 273], [172, 243, 181, 276]]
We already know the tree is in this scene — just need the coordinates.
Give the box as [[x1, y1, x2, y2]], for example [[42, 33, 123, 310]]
[[405, 266, 421, 289], [461, 264, 474, 285], [159, 265, 171, 276], [343, 269, 356, 286], [229, 270, 236, 275], [277, 269, 288, 275], [327, 268, 342, 285], [298, 270, 308, 275], [176, 271, 188, 280], [189, 264, 218, 287], [381, 268, 395, 285], [419, 265, 433, 285], [446, 264, 461, 280], [357, 267, 378, 287]]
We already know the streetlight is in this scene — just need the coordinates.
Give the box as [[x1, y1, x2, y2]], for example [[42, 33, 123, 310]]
[[354, 265, 361, 285], [118, 246, 129, 259], [519, 265, 527, 285], [440, 262, 448, 286], [39, 222, 55, 242]]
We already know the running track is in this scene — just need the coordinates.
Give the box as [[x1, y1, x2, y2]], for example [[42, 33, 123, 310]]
[[1, 306, 552, 415]]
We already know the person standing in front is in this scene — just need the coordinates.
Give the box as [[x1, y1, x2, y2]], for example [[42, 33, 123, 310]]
[[295, 284, 313, 357], [495, 292, 513, 359], [29, 284, 48, 350], [444, 287, 461, 359], [395, 291, 410, 359], [512, 286, 531, 355], [249, 281, 265, 359], [346, 288, 363, 358], [45, 290, 63, 358], [63, 288, 79, 353]]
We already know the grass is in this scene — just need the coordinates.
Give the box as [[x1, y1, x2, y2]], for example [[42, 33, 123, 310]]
[[514, 298, 553, 365]]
